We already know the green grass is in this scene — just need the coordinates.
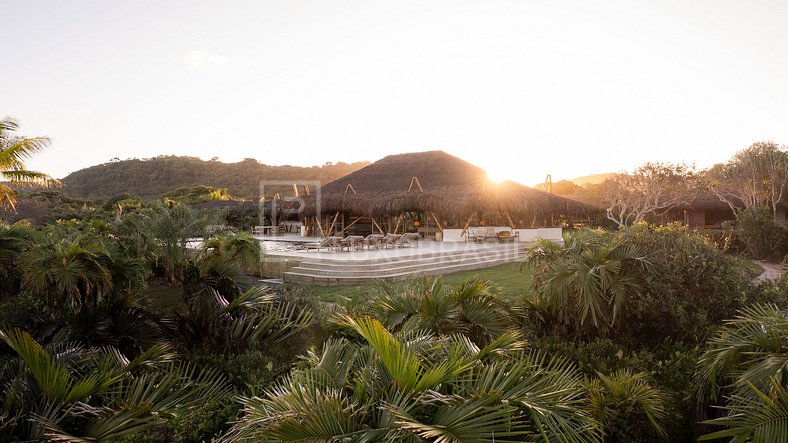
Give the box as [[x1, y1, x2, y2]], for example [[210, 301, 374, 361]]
[[303, 263, 532, 303], [734, 256, 765, 278]]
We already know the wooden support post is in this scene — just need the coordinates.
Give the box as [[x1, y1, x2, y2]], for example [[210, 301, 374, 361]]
[[460, 211, 477, 238], [429, 211, 444, 233], [315, 216, 325, 238], [370, 218, 384, 234], [393, 213, 404, 234], [326, 212, 341, 236], [339, 216, 363, 235], [504, 212, 516, 229]]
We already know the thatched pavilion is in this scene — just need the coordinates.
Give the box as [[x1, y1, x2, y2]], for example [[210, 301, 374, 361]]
[[295, 151, 599, 239]]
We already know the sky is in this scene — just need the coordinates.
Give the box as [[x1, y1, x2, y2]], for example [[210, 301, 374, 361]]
[[3, 0, 788, 186]]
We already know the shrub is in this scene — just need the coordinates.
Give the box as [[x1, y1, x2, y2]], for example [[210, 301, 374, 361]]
[[531, 335, 699, 442], [617, 223, 750, 347], [171, 397, 238, 443], [731, 207, 788, 261], [187, 350, 292, 391], [586, 370, 669, 442]]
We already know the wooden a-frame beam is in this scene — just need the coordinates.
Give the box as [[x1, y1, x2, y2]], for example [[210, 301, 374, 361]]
[[407, 176, 424, 193], [460, 211, 477, 238]]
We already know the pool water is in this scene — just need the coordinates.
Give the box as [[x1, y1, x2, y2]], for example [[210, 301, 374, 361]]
[[260, 240, 306, 252]]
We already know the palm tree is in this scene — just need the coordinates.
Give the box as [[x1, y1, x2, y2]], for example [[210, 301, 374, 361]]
[[524, 229, 651, 335], [0, 328, 230, 441], [585, 370, 669, 442], [201, 230, 261, 270], [363, 277, 514, 347], [696, 303, 788, 442], [0, 117, 58, 210], [20, 233, 114, 311], [225, 314, 601, 442], [149, 285, 312, 354], [698, 379, 788, 443], [150, 204, 212, 283], [197, 230, 262, 294], [0, 222, 37, 295]]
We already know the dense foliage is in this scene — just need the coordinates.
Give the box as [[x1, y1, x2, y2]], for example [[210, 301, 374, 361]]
[[2, 135, 788, 441], [0, 205, 314, 442], [2, 210, 787, 441], [728, 207, 788, 261]]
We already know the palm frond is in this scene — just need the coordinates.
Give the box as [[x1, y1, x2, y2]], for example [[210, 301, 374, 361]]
[[699, 378, 788, 443]]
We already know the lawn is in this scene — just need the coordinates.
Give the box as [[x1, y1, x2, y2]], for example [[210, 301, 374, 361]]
[[303, 263, 532, 303], [733, 256, 765, 278]]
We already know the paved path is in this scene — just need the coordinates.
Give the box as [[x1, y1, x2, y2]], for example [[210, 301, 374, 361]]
[[753, 260, 786, 283]]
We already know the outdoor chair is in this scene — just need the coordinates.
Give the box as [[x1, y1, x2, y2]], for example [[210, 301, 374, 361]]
[[496, 229, 514, 244], [396, 233, 420, 247], [465, 228, 479, 243], [467, 227, 490, 243], [304, 236, 340, 252], [340, 235, 365, 251], [381, 233, 402, 248], [363, 234, 385, 250]]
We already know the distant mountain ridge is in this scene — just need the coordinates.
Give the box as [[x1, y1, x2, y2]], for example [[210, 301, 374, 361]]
[[568, 173, 614, 186], [61, 156, 369, 199]]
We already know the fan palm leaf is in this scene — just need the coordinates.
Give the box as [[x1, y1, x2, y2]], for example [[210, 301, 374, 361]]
[[699, 378, 788, 443], [696, 303, 788, 402], [0, 116, 59, 210]]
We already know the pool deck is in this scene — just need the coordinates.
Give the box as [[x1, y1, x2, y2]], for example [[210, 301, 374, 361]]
[[264, 238, 526, 261], [273, 240, 527, 285], [253, 234, 323, 242]]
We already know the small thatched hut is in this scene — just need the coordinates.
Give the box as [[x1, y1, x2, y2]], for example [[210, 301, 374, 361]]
[[295, 151, 599, 238], [665, 192, 787, 228]]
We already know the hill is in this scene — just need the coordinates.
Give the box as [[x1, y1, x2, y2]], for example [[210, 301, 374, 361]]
[[568, 172, 614, 186], [60, 156, 369, 199]]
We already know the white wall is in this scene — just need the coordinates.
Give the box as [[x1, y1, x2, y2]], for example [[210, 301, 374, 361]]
[[443, 227, 564, 243], [536, 227, 564, 242], [515, 229, 538, 241], [443, 229, 465, 242]]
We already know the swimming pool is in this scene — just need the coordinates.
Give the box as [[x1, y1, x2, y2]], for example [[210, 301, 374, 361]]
[[260, 240, 307, 252]]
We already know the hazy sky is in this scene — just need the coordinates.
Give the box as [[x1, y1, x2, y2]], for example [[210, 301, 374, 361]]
[[3, 0, 788, 185]]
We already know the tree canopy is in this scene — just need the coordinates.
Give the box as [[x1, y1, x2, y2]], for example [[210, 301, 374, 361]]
[[601, 162, 698, 227], [707, 141, 788, 219]]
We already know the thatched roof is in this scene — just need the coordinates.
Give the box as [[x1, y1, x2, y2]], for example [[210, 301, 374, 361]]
[[299, 151, 600, 221], [669, 192, 742, 212]]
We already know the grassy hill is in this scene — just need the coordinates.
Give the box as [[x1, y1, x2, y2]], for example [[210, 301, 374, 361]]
[[60, 156, 369, 199]]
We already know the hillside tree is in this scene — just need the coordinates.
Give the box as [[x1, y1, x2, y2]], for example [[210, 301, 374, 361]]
[[602, 162, 698, 227], [707, 141, 788, 220]]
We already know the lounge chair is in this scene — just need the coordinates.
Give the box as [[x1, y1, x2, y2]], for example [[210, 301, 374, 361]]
[[396, 233, 420, 247], [465, 228, 479, 243], [496, 229, 514, 244], [304, 236, 340, 252], [467, 227, 488, 243], [363, 234, 385, 250], [340, 235, 365, 251], [381, 233, 402, 248]]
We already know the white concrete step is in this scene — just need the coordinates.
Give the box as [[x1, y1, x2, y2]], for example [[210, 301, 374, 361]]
[[296, 248, 522, 271], [293, 244, 524, 265], [283, 250, 524, 286], [292, 251, 523, 277]]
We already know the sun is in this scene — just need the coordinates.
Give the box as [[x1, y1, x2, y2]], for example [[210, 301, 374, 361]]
[[484, 163, 547, 187], [486, 167, 510, 184]]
